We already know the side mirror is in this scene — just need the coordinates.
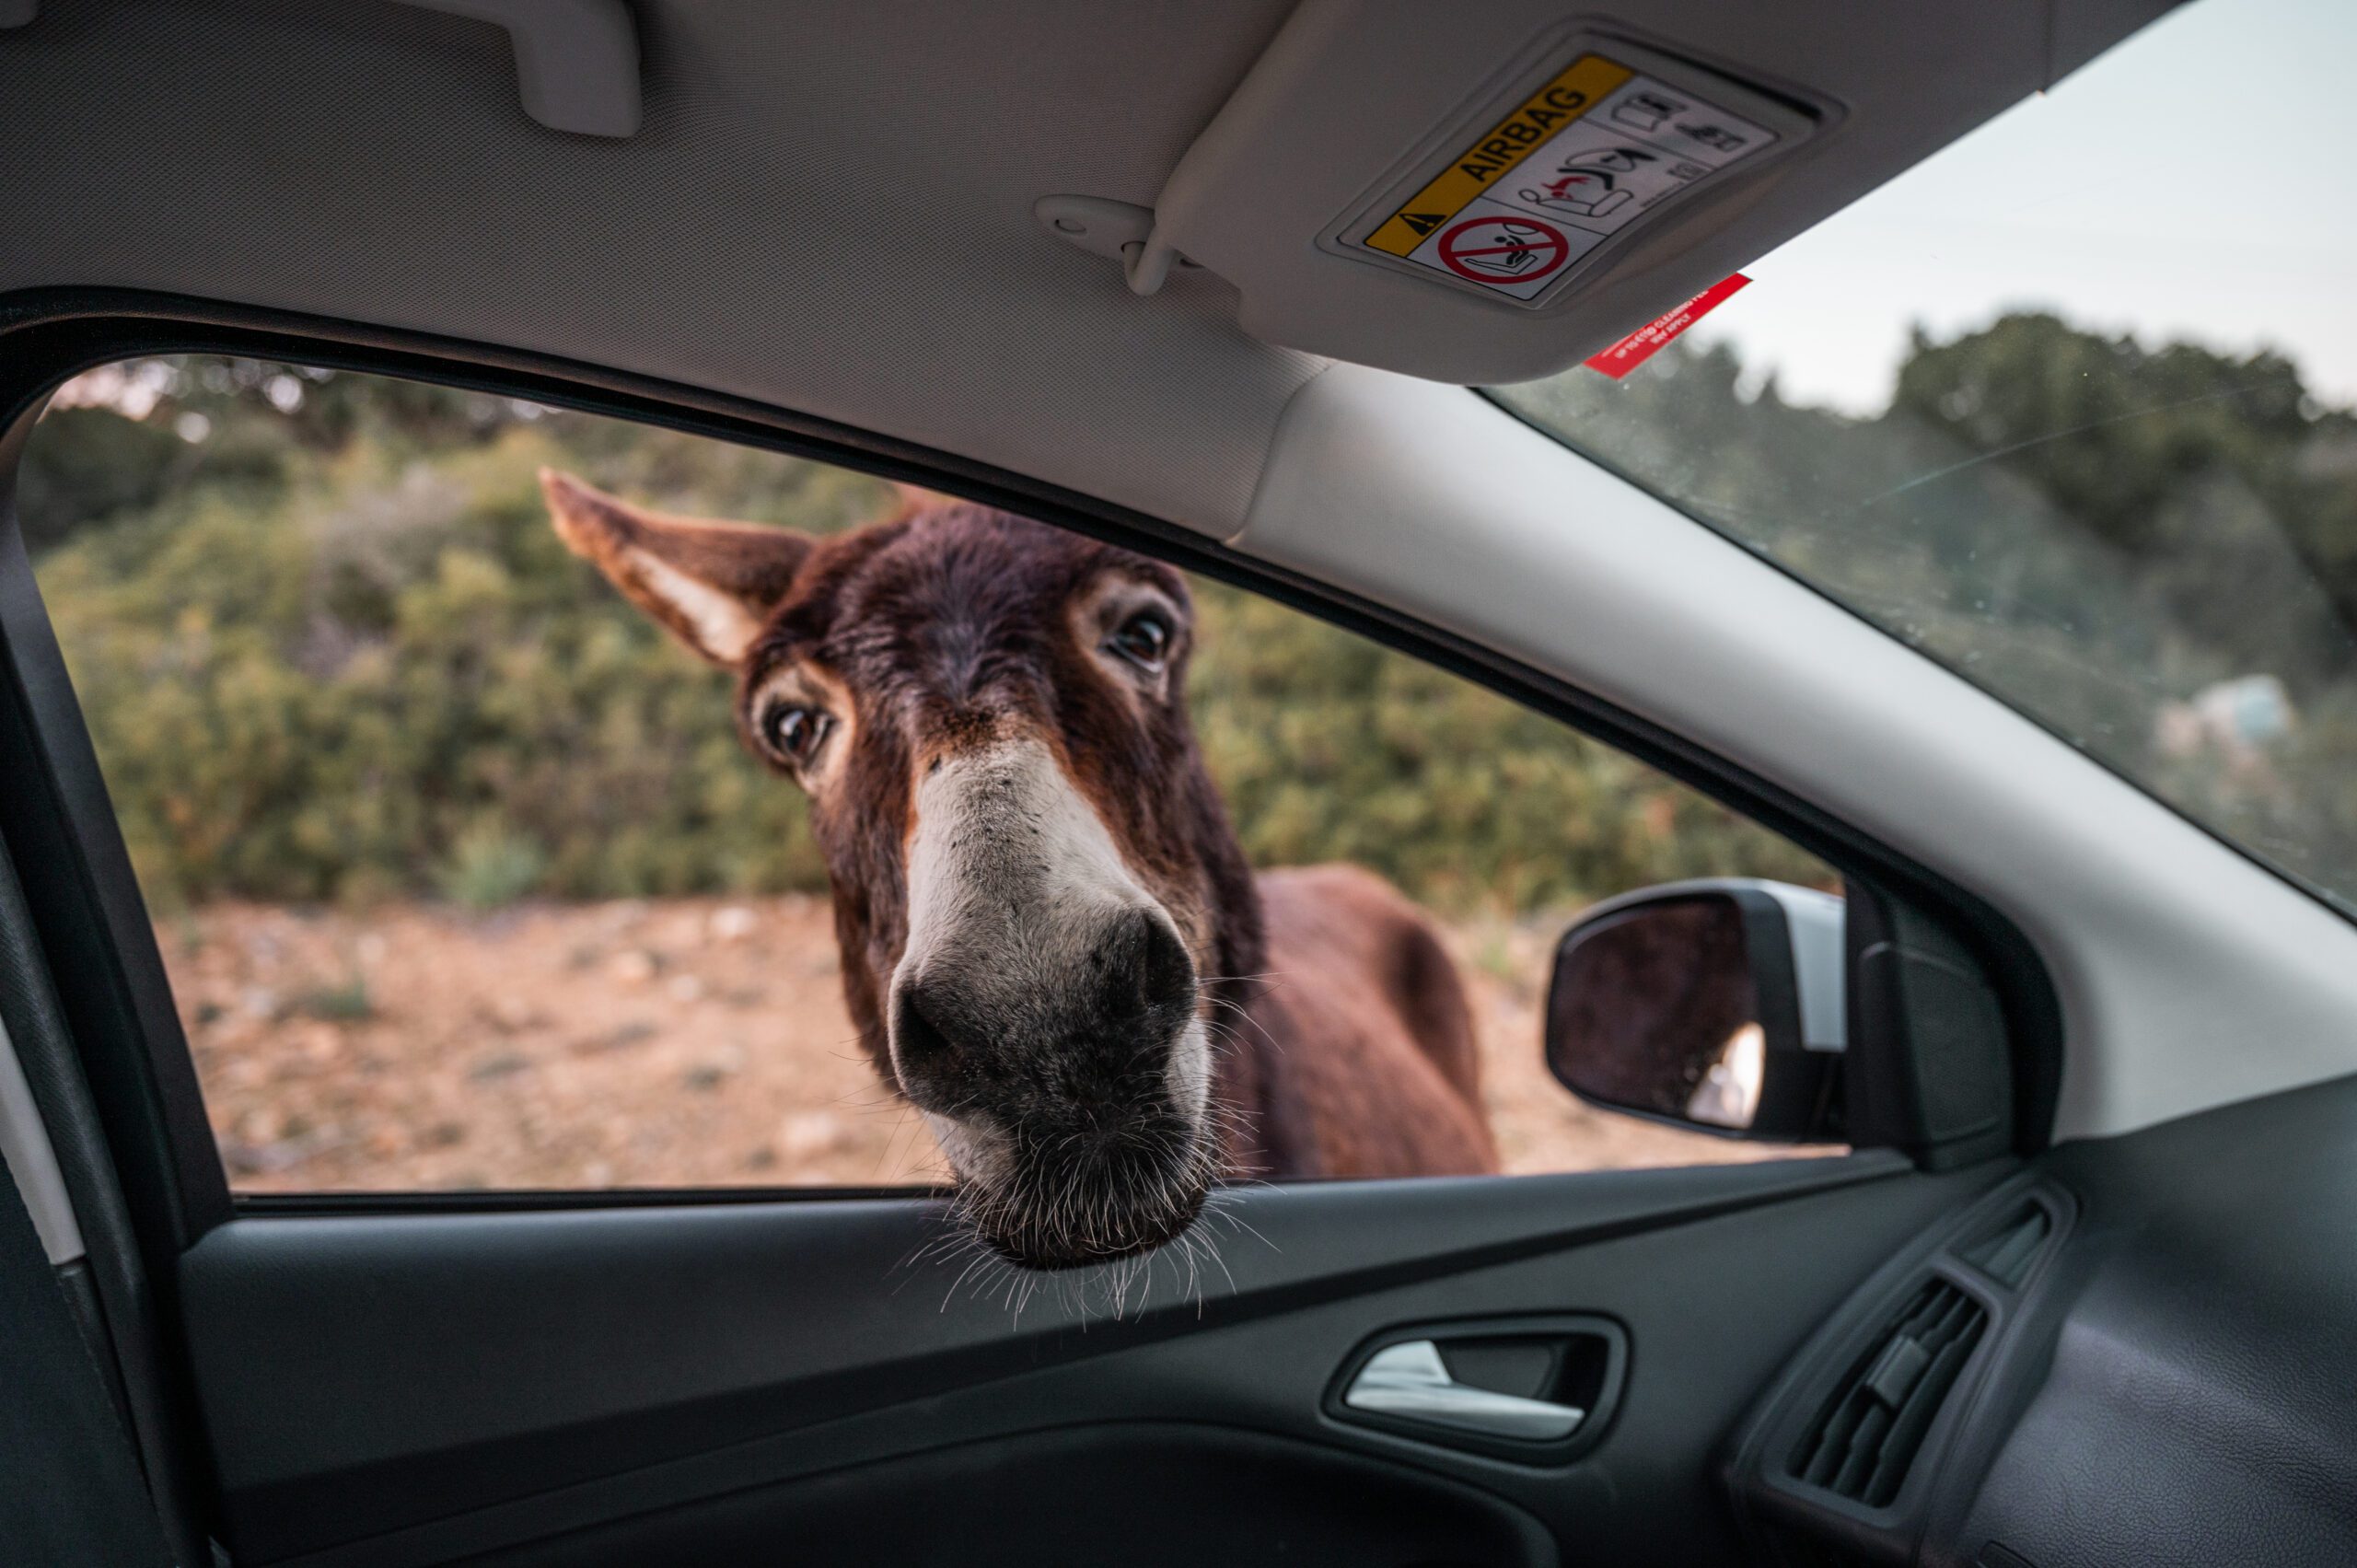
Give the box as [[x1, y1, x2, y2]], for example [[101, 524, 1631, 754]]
[[1543, 879, 1845, 1142]]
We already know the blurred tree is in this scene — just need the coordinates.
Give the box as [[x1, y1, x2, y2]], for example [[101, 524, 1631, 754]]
[[1892, 313, 2357, 675], [11, 405, 187, 552]]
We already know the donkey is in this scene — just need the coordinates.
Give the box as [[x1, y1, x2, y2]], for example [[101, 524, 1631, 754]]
[[541, 471, 1497, 1269]]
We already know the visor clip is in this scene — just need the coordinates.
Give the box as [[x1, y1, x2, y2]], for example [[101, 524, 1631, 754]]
[[1034, 195, 1198, 297], [1122, 231, 1178, 296]]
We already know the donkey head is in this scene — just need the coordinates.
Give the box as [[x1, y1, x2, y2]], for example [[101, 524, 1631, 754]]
[[542, 472, 1262, 1269]]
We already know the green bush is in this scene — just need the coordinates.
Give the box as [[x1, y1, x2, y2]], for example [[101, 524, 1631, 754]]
[[1188, 582, 1825, 911], [28, 360, 1822, 916]]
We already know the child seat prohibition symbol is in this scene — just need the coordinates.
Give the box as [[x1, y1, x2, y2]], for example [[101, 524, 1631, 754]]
[[1437, 214, 1571, 285]]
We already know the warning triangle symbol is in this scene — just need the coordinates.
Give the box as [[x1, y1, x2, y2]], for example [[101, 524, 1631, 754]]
[[1400, 212, 1446, 238]]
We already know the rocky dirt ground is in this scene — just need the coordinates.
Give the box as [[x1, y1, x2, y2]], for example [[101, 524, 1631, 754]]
[[159, 895, 1804, 1192]]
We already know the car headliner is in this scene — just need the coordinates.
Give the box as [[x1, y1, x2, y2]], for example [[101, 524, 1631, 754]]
[[0, 0, 1320, 533], [0, 0, 2172, 528]]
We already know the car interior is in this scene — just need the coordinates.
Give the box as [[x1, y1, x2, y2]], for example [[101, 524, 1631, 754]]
[[5, 2, 2357, 1566]]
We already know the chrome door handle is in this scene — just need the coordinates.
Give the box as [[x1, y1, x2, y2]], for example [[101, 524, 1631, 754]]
[[1342, 1339, 1585, 1441]]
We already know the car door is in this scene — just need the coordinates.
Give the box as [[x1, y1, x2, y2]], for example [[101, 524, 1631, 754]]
[[0, 310, 2048, 1568]]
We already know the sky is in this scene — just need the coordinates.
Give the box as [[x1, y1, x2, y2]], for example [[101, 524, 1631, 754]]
[[1688, 0, 2357, 413]]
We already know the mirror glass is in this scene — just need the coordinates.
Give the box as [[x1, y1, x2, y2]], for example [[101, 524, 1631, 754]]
[[1545, 895, 1764, 1131]]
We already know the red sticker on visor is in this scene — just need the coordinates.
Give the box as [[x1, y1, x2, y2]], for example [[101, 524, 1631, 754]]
[[1585, 273, 1750, 378]]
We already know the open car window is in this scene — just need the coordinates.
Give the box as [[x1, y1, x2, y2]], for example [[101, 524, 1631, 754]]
[[20, 357, 1836, 1194], [1493, 0, 2357, 922]]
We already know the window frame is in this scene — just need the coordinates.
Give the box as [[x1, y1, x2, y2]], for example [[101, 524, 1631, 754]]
[[0, 287, 2061, 1249]]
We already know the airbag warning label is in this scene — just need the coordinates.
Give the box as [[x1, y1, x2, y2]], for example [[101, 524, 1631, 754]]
[[1361, 53, 1776, 299]]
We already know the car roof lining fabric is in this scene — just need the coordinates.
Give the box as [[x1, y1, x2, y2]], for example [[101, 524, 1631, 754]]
[[0, 0, 1320, 535]]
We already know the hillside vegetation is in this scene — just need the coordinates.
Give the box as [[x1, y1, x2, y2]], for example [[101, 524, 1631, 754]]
[[1502, 315, 2357, 912], [24, 357, 1821, 915], [28, 316, 2354, 920]]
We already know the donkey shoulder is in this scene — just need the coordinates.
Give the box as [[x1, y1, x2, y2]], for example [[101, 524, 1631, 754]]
[[1250, 865, 1494, 1176]]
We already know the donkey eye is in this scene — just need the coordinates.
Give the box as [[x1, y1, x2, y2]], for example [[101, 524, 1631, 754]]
[[1106, 611, 1171, 673], [760, 704, 831, 766]]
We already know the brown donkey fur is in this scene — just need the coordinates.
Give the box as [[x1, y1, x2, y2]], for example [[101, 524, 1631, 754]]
[[542, 471, 1495, 1267]]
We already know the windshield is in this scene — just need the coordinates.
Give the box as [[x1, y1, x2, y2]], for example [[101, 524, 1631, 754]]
[[1493, 0, 2357, 920]]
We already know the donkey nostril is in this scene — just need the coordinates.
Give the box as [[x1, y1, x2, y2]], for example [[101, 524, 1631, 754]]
[[1095, 909, 1196, 1021], [1139, 914, 1195, 1014], [892, 981, 976, 1099]]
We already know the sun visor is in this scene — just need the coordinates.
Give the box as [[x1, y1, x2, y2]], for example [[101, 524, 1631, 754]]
[[1098, 0, 2177, 383]]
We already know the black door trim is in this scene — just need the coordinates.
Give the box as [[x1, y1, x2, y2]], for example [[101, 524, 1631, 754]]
[[180, 1150, 1975, 1565]]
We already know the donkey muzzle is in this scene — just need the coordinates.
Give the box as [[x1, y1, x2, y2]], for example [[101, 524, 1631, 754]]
[[891, 906, 1213, 1268], [891, 737, 1219, 1267]]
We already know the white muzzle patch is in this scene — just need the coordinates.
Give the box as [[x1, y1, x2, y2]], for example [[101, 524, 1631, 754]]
[[892, 738, 1211, 1168]]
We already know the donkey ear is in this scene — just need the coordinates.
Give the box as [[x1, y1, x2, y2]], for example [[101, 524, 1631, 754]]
[[540, 469, 817, 666]]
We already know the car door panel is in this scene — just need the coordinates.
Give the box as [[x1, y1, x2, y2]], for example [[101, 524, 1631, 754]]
[[178, 1153, 2005, 1566], [461, 1425, 1560, 1568]]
